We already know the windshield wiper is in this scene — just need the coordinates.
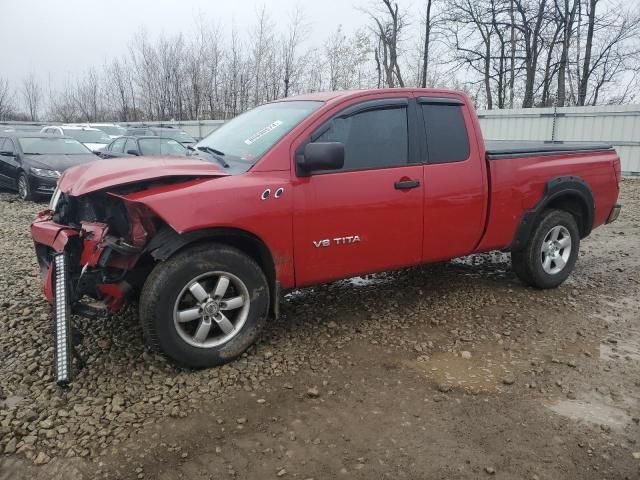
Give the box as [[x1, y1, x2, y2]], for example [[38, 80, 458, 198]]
[[195, 146, 230, 168]]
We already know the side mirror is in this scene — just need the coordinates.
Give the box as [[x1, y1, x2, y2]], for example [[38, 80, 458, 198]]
[[127, 149, 140, 156], [297, 142, 344, 176]]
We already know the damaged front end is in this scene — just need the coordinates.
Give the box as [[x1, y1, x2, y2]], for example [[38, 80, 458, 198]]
[[32, 187, 162, 385], [34, 189, 155, 309]]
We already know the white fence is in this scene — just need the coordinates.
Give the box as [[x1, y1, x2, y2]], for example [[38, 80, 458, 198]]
[[477, 104, 640, 174]]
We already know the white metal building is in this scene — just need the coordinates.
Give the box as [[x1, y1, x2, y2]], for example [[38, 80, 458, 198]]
[[477, 104, 640, 175]]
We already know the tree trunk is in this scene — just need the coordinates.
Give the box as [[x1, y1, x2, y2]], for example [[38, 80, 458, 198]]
[[420, 0, 433, 88], [577, 0, 597, 105], [508, 0, 515, 108]]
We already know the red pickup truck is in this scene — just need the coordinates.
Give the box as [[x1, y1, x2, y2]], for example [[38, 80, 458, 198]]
[[31, 88, 621, 380]]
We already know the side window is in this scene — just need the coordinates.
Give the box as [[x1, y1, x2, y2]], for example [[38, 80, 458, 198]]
[[111, 138, 126, 152], [421, 104, 470, 163], [315, 106, 408, 171], [125, 138, 138, 153]]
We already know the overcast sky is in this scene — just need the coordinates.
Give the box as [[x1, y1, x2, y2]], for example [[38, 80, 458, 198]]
[[0, 0, 393, 92]]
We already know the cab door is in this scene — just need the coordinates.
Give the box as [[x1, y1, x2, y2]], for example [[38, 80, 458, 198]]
[[292, 98, 424, 287], [418, 97, 487, 261]]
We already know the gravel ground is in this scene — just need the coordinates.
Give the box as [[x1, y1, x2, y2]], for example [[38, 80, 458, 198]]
[[0, 180, 639, 480]]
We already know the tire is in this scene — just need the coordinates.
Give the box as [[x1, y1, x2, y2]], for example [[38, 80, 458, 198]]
[[17, 172, 34, 201], [139, 243, 270, 368], [511, 209, 580, 289]]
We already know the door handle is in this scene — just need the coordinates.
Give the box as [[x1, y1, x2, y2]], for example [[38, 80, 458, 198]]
[[394, 179, 420, 190]]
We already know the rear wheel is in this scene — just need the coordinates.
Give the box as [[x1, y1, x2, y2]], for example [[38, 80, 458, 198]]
[[511, 209, 580, 289], [139, 243, 269, 368]]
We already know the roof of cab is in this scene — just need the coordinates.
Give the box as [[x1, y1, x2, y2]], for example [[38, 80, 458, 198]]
[[274, 88, 466, 105]]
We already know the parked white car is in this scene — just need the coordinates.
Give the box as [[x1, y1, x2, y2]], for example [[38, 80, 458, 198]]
[[66, 123, 126, 139], [40, 125, 111, 151]]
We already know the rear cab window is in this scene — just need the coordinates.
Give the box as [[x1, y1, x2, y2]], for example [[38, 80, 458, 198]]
[[418, 98, 470, 164]]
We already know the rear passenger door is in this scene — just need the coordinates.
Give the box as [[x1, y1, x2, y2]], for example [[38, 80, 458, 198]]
[[293, 98, 424, 286], [419, 97, 486, 262]]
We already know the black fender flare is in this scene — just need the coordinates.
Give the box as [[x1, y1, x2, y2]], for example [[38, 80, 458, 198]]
[[509, 176, 594, 251], [144, 225, 281, 318]]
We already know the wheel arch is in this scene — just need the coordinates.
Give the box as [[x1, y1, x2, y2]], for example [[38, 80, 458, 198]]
[[144, 224, 280, 318], [509, 176, 594, 251]]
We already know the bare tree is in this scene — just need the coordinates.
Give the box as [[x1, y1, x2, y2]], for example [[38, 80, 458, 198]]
[[366, 0, 407, 88], [22, 3, 640, 120], [251, 6, 275, 106], [21, 73, 42, 121], [514, 0, 549, 107], [281, 6, 308, 97], [0, 77, 15, 121], [446, 0, 501, 109], [420, 0, 435, 87], [73, 68, 103, 121], [48, 80, 79, 122], [577, 0, 639, 105], [105, 58, 137, 121], [555, 0, 579, 106]]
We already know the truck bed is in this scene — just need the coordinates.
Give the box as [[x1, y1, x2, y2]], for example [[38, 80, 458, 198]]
[[485, 140, 613, 159]]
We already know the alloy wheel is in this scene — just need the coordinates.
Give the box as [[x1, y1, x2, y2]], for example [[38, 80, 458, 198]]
[[173, 271, 250, 348], [540, 225, 572, 275]]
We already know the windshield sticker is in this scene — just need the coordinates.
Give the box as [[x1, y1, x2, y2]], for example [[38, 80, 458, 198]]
[[64, 140, 76, 143], [168, 140, 178, 145], [244, 120, 283, 145]]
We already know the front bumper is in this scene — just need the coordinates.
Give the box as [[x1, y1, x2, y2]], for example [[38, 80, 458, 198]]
[[29, 175, 58, 196], [31, 213, 128, 310], [606, 204, 621, 224], [32, 211, 139, 386]]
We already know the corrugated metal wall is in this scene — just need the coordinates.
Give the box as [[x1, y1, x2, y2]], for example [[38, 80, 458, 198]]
[[477, 104, 640, 174]]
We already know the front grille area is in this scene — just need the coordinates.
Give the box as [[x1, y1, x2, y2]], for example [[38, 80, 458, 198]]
[[53, 193, 130, 240]]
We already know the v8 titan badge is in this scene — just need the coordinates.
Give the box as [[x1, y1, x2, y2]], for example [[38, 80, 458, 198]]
[[313, 235, 361, 248]]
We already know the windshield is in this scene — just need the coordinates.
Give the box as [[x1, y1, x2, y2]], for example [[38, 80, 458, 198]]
[[196, 101, 323, 164], [94, 125, 125, 136], [62, 128, 111, 144], [139, 138, 188, 156], [18, 137, 92, 155], [160, 129, 196, 144]]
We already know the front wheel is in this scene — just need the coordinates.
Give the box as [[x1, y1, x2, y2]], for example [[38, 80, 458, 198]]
[[139, 243, 270, 368], [511, 209, 580, 289], [17, 172, 34, 201]]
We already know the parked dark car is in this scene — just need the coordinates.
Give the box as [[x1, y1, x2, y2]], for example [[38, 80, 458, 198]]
[[0, 133, 98, 200], [124, 126, 197, 145], [99, 136, 189, 158]]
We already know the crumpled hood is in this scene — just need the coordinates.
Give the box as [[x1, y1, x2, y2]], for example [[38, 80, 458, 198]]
[[25, 153, 97, 172], [58, 156, 228, 196]]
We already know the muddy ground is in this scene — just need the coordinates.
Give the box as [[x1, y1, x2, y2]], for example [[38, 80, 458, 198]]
[[0, 180, 639, 480]]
